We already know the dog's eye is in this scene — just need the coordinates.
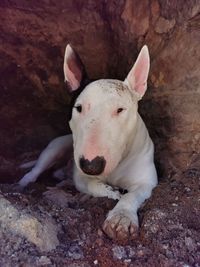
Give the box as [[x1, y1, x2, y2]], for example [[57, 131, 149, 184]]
[[117, 108, 124, 114], [74, 105, 82, 113]]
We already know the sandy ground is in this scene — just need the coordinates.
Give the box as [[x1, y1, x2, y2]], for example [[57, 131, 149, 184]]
[[0, 152, 199, 267]]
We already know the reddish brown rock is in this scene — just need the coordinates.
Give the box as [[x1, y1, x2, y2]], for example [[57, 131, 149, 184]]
[[0, 0, 199, 179]]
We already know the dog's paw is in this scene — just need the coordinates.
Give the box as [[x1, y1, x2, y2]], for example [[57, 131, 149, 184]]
[[18, 171, 37, 188], [104, 185, 121, 200], [102, 210, 138, 242]]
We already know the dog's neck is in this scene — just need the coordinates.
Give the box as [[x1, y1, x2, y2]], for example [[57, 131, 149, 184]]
[[122, 113, 149, 161]]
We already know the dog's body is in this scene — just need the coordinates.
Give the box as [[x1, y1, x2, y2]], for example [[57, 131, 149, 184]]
[[18, 45, 157, 241]]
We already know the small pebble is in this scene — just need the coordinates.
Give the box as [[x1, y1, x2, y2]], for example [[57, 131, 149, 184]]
[[137, 250, 144, 257], [112, 245, 127, 260], [38, 256, 51, 265], [97, 229, 103, 237], [162, 244, 169, 250], [124, 259, 131, 263], [185, 187, 191, 192], [68, 244, 84, 260]]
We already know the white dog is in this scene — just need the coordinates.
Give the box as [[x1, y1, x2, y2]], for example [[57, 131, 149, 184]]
[[18, 44, 157, 241]]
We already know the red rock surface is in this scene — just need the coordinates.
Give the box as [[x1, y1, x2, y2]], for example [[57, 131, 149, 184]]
[[0, 0, 199, 177]]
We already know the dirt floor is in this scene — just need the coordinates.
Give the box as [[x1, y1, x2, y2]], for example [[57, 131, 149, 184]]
[[0, 152, 199, 267]]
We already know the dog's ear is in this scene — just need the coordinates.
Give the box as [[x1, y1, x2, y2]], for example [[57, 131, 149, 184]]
[[125, 45, 150, 99], [63, 44, 86, 92]]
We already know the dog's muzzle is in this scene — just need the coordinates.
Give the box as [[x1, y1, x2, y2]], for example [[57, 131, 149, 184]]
[[79, 156, 106, 175]]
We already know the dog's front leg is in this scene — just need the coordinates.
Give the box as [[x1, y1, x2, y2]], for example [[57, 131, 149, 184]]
[[87, 179, 121, 200], [18, 135, 73, 188], [103, 183, 154, 242], [74, 174, 121, 200]]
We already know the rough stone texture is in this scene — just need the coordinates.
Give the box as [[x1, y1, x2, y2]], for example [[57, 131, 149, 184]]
[[0, 166, 199, 266], [0, 0, 199, 178], [0, 192, 59, 251]]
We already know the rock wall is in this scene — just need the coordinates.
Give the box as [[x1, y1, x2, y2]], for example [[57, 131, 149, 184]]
[[0, 0, 199, 179]]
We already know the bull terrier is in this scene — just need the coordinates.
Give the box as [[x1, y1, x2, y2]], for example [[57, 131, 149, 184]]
[[18, 44, 157, 241]]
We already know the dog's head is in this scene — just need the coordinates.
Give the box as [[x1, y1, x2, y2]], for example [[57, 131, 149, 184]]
[[64, 45, 150, 177]]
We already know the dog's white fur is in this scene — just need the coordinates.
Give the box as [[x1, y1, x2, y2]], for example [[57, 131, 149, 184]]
[[18, 45, 157, 241]]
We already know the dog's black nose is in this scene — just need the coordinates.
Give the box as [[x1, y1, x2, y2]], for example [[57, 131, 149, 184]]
[[79, 156, 106, 175]]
